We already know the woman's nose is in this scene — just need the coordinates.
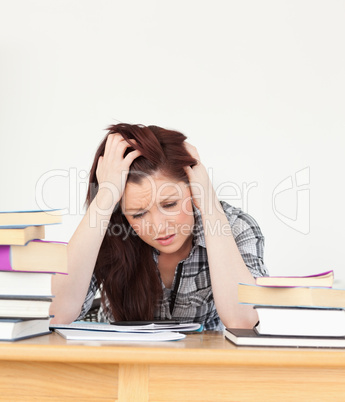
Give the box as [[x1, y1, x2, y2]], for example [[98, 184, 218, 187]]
[[151, 210, 170, 232]]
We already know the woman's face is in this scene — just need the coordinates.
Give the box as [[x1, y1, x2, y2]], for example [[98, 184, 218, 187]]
[[122, 173, 195, 257]]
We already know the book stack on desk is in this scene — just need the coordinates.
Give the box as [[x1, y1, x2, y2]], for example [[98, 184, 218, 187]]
[[0, 210, 67, 341], [224, 270, 345, 347]]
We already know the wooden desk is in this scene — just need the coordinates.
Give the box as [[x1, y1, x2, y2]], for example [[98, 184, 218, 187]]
[[1, 331, 345, 401]]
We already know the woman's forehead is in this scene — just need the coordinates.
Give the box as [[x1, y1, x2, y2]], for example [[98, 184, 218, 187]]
[[123, 174, 188, 210], [129, 173, 186, 193]]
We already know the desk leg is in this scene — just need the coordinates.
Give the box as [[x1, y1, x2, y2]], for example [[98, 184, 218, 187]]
[[118, 363, 149, 402]]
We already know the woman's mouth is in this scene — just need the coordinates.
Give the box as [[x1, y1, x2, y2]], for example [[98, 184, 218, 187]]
[[156, 234, 176, 246]]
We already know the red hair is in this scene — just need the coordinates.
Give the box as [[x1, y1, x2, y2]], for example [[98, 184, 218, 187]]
[[86, 123, 197, 321]]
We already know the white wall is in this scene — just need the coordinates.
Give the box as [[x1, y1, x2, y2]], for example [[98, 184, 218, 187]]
[[1, 1, 344, 284]]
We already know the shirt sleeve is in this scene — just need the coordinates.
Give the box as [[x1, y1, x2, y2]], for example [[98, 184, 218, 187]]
[[221, 201, 269, 278], [76, 274, 98, 320]]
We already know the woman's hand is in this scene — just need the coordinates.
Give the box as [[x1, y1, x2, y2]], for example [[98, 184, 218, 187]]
[[51, 133, 141, 324], [184, 143, 258, 329], [184, 142, 218, 215], [96, 133, 141, 210]]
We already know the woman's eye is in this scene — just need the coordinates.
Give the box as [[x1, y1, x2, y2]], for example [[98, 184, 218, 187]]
[[132, 211, 146, 219], [163, 202, 178, 209]]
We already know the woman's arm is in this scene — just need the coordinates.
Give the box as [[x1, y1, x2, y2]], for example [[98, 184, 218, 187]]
[[184, 143, 264, 329], [50, 194, 113, 324], [50, 134, 141, 323]]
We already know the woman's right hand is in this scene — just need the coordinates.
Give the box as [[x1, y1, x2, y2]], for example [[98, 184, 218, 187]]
[[95, 133, 141, 210], [51, 133, 141, 324]]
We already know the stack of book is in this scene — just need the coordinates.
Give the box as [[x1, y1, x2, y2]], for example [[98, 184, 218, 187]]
[[0, 210, 67, 341], [224, 270, 345, 348]]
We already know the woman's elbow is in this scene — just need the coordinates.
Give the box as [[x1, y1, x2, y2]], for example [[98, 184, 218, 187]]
[[49, 301, 81, 324], [221, 309, 259, 329]]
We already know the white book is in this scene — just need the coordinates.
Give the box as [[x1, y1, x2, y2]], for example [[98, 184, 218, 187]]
[[0, 271, 53, 297], [224, 328, 345, 348], [0, 317, 51, 341], [255, 306, 345, 337], [0, 297, 52, 318]]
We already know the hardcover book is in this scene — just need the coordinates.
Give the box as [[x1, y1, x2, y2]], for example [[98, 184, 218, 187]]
[[0, 317, 51, 341], [0, 225, 45, 245], [224, 328, 345, 348], [238, 283, 345, 308], [255, 270, 334, 288], [0, 296, 52, 318], [0, 271, 53, 297], [0, 209, 62, 228], [254, 306, 345, 337], [0, 240, 67, 274]]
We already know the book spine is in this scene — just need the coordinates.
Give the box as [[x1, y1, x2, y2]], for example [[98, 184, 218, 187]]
[[0, 245, 13, 271]]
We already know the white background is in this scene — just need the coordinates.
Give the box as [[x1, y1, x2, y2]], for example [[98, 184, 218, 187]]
[[1, 1, 344, 284]]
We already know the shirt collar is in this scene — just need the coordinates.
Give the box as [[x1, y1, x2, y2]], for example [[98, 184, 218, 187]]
[[192, 205, 206, 249]]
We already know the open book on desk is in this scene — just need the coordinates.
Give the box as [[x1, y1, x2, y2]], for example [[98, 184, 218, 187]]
[[51, 320, 203, 333], [54, 328, 186, 342]]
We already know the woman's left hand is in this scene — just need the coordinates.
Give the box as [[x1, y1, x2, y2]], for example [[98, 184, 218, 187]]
[[184, 142, 218, 214]]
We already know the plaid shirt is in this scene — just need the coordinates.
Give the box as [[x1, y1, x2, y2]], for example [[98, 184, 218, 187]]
[[77, 201, 268, 330]]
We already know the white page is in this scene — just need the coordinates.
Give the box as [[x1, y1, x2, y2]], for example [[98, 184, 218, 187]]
[[54, 329, 186, 342], [51, 321, 201, 333]]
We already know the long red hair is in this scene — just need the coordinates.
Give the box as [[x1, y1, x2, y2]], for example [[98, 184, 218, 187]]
[[86, 123, 197, 320]]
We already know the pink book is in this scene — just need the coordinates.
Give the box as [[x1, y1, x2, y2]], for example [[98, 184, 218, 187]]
[[0, 240, 67, 274], [255, 270, 334, 288]]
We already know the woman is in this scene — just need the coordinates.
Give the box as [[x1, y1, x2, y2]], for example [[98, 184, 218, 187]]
[[50, 123, 268, 330]]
